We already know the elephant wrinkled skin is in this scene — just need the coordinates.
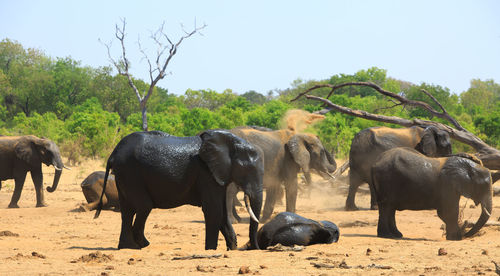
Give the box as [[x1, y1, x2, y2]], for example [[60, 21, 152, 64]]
[[228, 127, 337, 223], [347, 126, 452, 210], [80, 171, 119, 212], [0, 135, 65, 208], [372, 147, 492, 240], [95, 130, 264, 250]]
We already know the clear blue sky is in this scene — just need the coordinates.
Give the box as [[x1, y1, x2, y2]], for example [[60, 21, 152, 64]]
[[1, 0, 499, 95]]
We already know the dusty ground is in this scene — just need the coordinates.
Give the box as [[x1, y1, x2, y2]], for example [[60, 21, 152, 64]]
[[0, 159, 499, 275]]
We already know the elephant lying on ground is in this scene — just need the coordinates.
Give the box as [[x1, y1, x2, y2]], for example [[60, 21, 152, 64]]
[[228, 126, 337, 223], [0, 135, 66, 208], [95, 130, 264, 250], [372, 147, 492, 240], [80, 171, 119, 212], [242, 212, 339, 249], [347, 126, 452, 210]]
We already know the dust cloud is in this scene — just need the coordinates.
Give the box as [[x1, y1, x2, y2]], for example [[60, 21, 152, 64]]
[[279, 109, 325, 133]]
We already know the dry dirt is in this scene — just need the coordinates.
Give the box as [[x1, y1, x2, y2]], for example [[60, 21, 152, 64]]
[[1, 159, 500, 275]]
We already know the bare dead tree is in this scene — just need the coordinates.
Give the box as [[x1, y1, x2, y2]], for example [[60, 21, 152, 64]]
[[101, 18, 206, 131], [292, 82, 500, 170]]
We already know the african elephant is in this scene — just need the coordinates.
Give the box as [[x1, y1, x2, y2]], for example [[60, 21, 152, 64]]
[[346, 126, 452, 210], [0, 135, 66, 208], [372, 147, 492, 240], [80, 171, 119, 212], [227, 126, 337, 223], [242, 212, 339, 249], [94, 130, 264, 250]]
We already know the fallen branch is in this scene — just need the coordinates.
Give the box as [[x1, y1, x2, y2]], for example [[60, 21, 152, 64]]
[[171, 254, 222, 260]]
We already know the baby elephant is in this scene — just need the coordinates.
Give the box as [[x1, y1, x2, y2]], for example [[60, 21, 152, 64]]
[[243, 212, 339, 249], [372, 147, 492, 240], [80, 171, 119, 212]]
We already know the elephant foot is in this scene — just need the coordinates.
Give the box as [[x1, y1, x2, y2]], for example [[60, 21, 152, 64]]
[[391, 230, 403, 238], [36, 202, 48, 208], [345, 204, 359, 211], [137, 238, 150, 248], [118, 240, 142, 250], [8, 203, 20, 208]]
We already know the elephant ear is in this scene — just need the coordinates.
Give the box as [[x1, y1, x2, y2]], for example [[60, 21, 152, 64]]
[[199, 130, 232, 186], [286, 134, 310, 172], [15, 137, 38, 165], [415, 126, 438, 156]]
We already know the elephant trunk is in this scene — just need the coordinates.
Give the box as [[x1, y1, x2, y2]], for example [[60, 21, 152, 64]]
[[46, 168, 62, 193], [245, 190, 262, 250], [47, 156, 64, 193], [464, 187, 492, 238]]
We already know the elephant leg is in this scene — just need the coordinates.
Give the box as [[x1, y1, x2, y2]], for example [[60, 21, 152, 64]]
[[285, 177, 298, 214], [377, 204, 393, 238], [368, 181, 378, 210], [9, 172, 27, 208], [220, 198, 237, 250], [226, 183, 241, 224], [345, 170, 363, 211], [437, 203, 461, 240], [132, 205, 152, 248], [202, 204, 224, 250], [388, 208, 402, 238], [118, 199, 140, 249], [261, 184, 280, 223], [31, 169, 47, 207]]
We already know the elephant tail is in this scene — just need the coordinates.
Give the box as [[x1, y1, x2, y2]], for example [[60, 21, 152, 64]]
[[94, 158, 112, 219]]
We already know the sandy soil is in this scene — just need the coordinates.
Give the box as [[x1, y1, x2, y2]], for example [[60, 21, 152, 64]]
[[0, 159, 499, 276]]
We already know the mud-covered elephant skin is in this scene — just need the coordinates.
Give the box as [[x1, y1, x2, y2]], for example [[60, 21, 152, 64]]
[[0, 135, 66, 208], [94, 130, 264, 250], [228, 127, 336, 223], [80, 171, 119, 212], [347, 126, 452, 210], [242, 212, 339, 249], [372, 147, 492, 240]]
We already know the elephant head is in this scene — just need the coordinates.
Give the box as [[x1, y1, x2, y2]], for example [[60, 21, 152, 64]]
[[441, 156, 492, 238], [286, 133, 337, 180], [199, 130, 264, 249], [415, 126, 452, 157], [15, 136, 65, 192]]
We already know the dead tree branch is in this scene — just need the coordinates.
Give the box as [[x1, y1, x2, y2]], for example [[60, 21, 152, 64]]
[[294, 82, 500, 170], [101, 18, 206, 131]]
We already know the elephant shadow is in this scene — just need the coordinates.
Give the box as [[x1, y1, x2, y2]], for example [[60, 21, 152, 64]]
[[67, 246, 118, 251], [342, 233, 433, 241]]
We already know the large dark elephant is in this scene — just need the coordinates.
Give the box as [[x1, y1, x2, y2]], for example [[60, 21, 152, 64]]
[[227, 127, 337, 222], [94, 130, 264, 250], [346, 126, 452, 210], [80, 171, 119, 212], [0, 135, 66, 208], [372, 147, 492, 240], [241, 212, 339, 249]]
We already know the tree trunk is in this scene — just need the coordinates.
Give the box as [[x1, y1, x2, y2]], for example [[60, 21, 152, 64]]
[[141, 101, 148, 131]]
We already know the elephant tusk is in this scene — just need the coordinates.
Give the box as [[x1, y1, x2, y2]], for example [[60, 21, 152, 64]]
[[327, 172, 336, 179], [244, 194, 260, 224], [483, 206, 492, 217], [63, 165, 72, 170], [54, 165, 62, 171]]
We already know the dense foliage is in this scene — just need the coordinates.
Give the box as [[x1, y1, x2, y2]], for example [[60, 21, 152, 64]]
[[1, 38, 499, 162]]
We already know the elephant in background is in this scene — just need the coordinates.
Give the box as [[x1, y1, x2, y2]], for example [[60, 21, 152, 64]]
[[346, 126, 452, 210], [80, 171, 119, 212], [372, 147, 492, 240], [227, 126, 337, 223], [241, 212, 339, 249], [0, 135, 66, 208], [94, 130, 264, 250]]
